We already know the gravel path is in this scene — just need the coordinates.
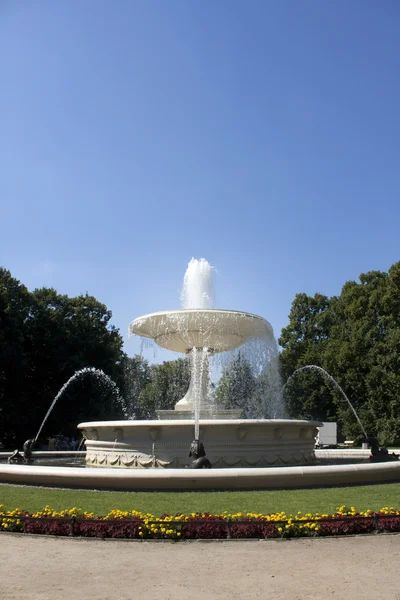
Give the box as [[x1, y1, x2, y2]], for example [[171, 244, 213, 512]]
[[0, 533, 399, 599]]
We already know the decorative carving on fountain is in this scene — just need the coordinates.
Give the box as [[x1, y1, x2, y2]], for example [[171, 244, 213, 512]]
[[299, 428, 310, 440], [113, 428, 124, 442], [85, 443, 317, 469], [8, 439, 35, 465], [148, 428, 160, 441], [367, 436, 399, 463], [236, 427, 248, 440], [186, 440, 212, 469], [87, 452, 172, 468], [88, 428, 99, 441]]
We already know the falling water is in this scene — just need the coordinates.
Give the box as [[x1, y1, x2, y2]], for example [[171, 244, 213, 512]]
[[76, 437, 86, 452], [73, 437, 86, 464], [33, 368, 125, 443], [262, 331, 285, 418], [191, 347, 209, 439], [211, 331, 285, 419], [286, 365, 368, 438]]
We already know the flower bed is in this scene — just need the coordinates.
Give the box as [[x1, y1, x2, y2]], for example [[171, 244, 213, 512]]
[[1, 505, 400, 540]]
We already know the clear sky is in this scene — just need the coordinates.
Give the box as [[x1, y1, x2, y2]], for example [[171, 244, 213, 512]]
[[1, 1, 399, 359]]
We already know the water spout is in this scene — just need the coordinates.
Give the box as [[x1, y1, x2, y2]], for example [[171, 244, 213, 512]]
[[33, 368, 125, 443], [180, 258, 215, 310], [191, 347, 209, 439], [286, 365, 368, 439]]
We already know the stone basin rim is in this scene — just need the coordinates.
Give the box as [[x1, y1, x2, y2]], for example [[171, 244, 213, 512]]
[[78, 419, 324, 428], [1, 461, 400, 492], [129, 308, 271, 335]]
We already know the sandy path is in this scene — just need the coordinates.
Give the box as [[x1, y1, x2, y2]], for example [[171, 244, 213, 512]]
[[0, 534, 399, 600]]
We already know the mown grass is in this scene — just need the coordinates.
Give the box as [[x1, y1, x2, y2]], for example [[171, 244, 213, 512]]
[[0, 483, 399, 516]]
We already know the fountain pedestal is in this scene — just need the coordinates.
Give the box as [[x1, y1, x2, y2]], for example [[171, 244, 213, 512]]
[[156, 350, 242, 419]]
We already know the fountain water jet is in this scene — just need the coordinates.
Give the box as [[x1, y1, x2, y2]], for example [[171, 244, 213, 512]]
[[285, 365, 368, 439], [33, 367, 125, 444], [8, 368, 124, 465], [180, 257, 215, 310]]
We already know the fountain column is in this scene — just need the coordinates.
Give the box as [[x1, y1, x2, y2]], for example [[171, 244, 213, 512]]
[[175, 348, 210, 411]]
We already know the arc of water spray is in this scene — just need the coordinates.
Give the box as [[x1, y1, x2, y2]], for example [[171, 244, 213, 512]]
[[33, 367, 125, 444], [285, 365, 368, 439]]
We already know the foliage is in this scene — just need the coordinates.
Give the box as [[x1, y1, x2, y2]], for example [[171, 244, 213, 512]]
[[121, 355, 151, 418], [216, 353, 258, 417], [279, 261, 400, 445], [135, 358, 190, 419], [0, 269, 31, 446], [0, 268, 126, 445], [2, 504, 400, 540], [216, 351, 284, 418], [279, 293, 338, 422]]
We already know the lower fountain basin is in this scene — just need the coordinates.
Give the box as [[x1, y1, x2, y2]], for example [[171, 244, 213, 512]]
[[1, 459, 400, 490], [77, 419, 322, 469]]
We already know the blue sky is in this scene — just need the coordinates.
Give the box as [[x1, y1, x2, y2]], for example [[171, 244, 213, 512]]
[[1, 0, 399, 359]]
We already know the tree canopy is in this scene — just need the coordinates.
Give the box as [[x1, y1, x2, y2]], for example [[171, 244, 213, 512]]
[[0, 268, 126, 445], [132, 357, 190, 419], [279, 261, 400, 445], [216, 353, 257, 417]]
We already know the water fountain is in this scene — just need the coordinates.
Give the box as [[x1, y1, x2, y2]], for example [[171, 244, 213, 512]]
[[1, 258, 400, 490], [78, 258, 321, 469]]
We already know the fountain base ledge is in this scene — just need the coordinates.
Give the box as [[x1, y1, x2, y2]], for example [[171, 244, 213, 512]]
[[77, 419, 322, 469], [1, 460, 400, 490]]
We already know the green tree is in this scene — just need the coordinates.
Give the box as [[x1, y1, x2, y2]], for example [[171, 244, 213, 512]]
[[23, 289, 126, 440], [216, 353, 257, 417], [121, 355, 151, 418], [279, 293, 338, 422], [279, 263, 400, 445], [136, 358, 190, 419], [0, 269, 32, 445], [327, 266, 400, 443], [0, 271, 126, 445]]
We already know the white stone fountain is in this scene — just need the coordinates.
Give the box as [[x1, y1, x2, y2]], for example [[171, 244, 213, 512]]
[[78, 259, 321, 469], [132, 308, 270, 419], [2, 258, 400, 489]]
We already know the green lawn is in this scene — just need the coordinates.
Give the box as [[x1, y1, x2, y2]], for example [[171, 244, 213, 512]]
[[0, 483, 399, 516]]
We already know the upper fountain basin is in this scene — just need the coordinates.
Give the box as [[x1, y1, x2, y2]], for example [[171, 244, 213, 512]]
[[129, 309, 272, 354]]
